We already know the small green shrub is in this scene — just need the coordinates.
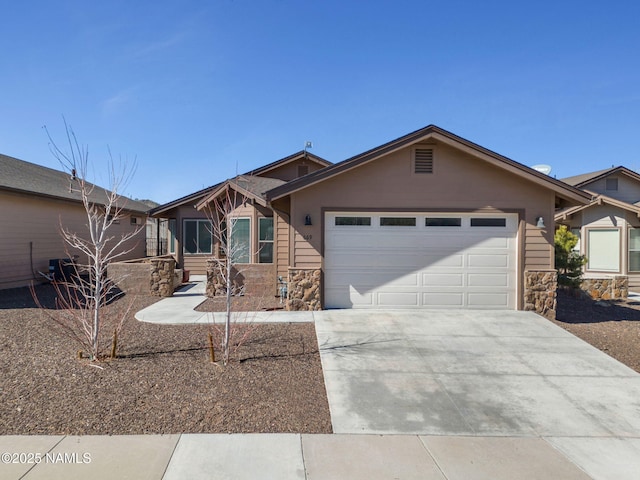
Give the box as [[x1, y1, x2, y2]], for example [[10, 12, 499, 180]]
[[554, 225, 587, 287]]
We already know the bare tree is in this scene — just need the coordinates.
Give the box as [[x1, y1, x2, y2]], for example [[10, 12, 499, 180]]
[[33, 121, 143, 361], [203, 183, 253, 365]]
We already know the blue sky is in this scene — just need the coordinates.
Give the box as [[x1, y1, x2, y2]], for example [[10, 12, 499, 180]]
[[2, 0, 639, 204]]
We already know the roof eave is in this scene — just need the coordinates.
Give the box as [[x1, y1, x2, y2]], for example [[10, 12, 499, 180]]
[[554, 194, 640, 221]]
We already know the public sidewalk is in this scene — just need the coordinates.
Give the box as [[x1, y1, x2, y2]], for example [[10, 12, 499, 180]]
[[1, 433, 610, 480]]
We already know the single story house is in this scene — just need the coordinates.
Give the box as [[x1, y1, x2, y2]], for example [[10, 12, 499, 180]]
[[0, 153, 149, 289], [556, 166, 640, 290], [152, 125, 590, 316]]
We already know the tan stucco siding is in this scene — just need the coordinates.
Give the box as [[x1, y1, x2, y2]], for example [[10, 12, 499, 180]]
[[0, 190, 146, 289], [289, 142, 556, 273]]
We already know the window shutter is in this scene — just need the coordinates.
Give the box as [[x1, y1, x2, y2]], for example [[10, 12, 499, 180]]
[[414, 149, 434, 174]]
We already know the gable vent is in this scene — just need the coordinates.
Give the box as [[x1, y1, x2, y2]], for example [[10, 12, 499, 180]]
[[414, 148, 434, 174]]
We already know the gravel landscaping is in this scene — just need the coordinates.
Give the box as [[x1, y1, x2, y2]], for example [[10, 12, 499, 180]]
[[0, 284, 332, 435], [553, 287, 640, 373], [1, 282, 639, 436]]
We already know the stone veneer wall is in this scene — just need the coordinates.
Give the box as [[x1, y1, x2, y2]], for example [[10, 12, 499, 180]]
[[109, 257, 176, 297], [206, 259, 276, 298], [580, 276, 628, 300], [524, 270, 557, 319], [287, 268, 321, 311]]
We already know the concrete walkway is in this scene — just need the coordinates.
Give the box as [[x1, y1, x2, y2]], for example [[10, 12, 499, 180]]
[[4, 278, 640, 479], [135, 275, 314, 324]]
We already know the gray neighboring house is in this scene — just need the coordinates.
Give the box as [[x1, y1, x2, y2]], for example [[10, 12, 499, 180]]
[[0, 153, 149, 289], [557, 166, 640, 290]]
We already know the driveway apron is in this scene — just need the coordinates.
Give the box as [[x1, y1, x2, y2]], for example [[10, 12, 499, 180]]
[[314, 309, 640, 437]]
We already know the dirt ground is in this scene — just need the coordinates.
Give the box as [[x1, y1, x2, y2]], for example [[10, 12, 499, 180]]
[[552, 287, 640, 373], [0, 284, 332, 435]]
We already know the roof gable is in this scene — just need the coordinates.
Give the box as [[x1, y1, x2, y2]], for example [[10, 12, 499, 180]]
[[0, 153, 149, 213], [246, 151, 331, 177], [561, 166, 640, 188], [265, 125, 590, 206], [151, 151, 331, 216], [196, 175, 286, 210]]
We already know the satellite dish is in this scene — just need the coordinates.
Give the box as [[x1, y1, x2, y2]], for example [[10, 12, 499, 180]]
[[531, 164, 552, 175]]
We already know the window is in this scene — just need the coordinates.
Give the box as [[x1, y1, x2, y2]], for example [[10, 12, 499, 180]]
[[587, 229, 620, 272], [380, 217, 416, 227], [630, 228, 640, 272], [471, 218, 506, 227], [169, 219, 176, 254], [130, 216, 140, 225], [259, 218, 274, 263], [426, 217, 461, 227], [230, 218, 250, 263], [183, 219, 212, 254], [335, 216, 372, 226], [606, 178, 618, 191], [414, 148, 434, 173]]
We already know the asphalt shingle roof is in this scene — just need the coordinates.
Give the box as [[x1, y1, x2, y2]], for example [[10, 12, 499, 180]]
[[0, 153, 149, 213]]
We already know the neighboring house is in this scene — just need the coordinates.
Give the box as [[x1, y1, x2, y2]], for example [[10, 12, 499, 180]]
[[0, 154, 149, 289], [153, 125, 589, 312], [556, 166, 640, 289]]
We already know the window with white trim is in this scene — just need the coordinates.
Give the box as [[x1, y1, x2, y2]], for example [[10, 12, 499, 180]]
[[259, 217, 274, 263], [230, 218, 250, 263], [587, 229, 620, 272], [335, 216, 372, 226], [629, 228, 640, 272], [183, 219, 212, 254], [380, 217, 417, 227]]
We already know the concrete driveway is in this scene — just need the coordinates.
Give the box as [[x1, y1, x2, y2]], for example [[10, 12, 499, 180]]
[[314, 309, 640, 476]]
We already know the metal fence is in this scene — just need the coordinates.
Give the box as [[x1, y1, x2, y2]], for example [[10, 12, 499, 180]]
[[146, 238, 168, 257]]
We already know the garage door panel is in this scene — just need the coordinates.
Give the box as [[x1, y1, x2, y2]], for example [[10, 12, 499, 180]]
[[326, 269, 420, 288], [468, 293, 510, 307], [423, 273, 464, 287], [326, 232, 377, 247], [423, 254, 465, 268], [378, 292, 419, 307], [377, 254, 421, 268], [324, 287, 373, 308], [468, 273, 510, 287], [324, 212, 517, 309], [422, 293, 465, 307], [468, 254, 510, 268], [471, 237, 511, 249]]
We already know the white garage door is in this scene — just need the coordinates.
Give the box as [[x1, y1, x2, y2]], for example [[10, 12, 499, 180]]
[[324, 212, 518, 309]]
